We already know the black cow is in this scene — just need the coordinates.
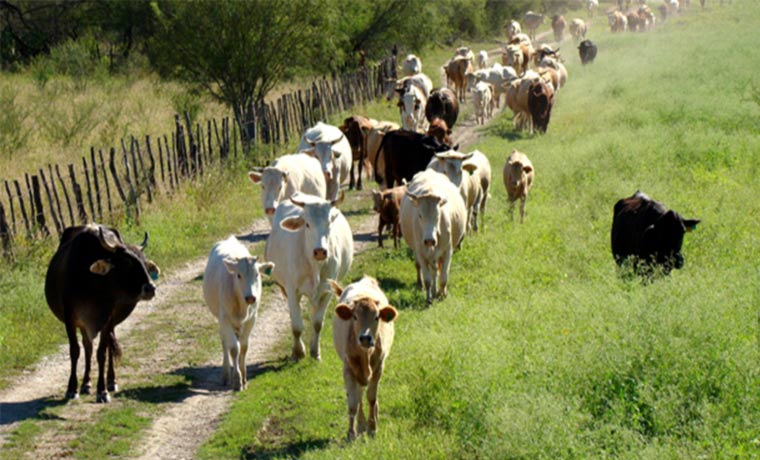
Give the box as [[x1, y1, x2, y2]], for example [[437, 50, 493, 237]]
[[45, 224, 160, 402], [578, 40, 598, 65], [611, 191, 700, 275], [425, 88, 459, 130], [374, 130, 457, 188], [528, 80, 555, 134]]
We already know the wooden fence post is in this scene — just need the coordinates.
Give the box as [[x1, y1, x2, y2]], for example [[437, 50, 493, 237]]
[[0, 201, 12, 259], [4, 180, 16, 235], [47, 164, 65, 228], [98, 150, 113, 220], [90, 149, 103, 221], [68, 164, 88, 224], [82, 156, 96, 220], [134, 138, 153, 203], [13, 180, 31, 237], [121, 143, 140, 224], [55, 165, 75, 227], [39, 168, 62, 236]]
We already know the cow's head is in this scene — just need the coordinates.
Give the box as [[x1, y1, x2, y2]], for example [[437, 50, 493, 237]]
[[280, 192, 344, 262], [222, 254, 274, 306], [430, 151, 476, 187], [507, 151, 533, 189], [330, 280, 398, 350], [641, 210, 700, 273], [400, 87, 423, 131], [89, 227, 160, 302], [529, 81, 554, 133], [303, 133, 344, 182], [248, 167, 289, 221], [406, 191, 448, 248], [505, 45, 522, 67]]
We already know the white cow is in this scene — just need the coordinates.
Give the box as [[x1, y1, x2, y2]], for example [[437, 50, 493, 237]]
[[330, 276, 398, 440], [587, 0, 599, 17], [504, 19, 521, 41], [402, 54, 422, 76], [466, 63, 518, 108], [247, 153, 326, 225], [398, 84, 427, 132], [477, 50, 488, 69], [472, 81, 493, 125], [298, 122, 352, 202], [400, 169, 467, 304], [203, 236, 274, 391], [265, 192, 353, 360], [397, 73, 433, 98], [427, 151, 479, 234], [463, 150, 492, 231]]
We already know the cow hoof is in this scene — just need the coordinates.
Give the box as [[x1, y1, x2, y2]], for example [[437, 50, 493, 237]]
[[310, 351, 321, 361], [107, 383, 118, 393], [80, 383, 92, 395], [96, 392, 111, 403], [65, 391, 79, 400]]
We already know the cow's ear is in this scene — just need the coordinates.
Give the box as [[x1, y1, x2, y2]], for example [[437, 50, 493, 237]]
[[523, 165, 533, 173], [335, 303, 353, 321], [146, 260, 161, 280], [223, 257, 239, 274], [328, 279, 343, 297], [406, 191, 419, 206], [281, 171, 290, 182], [280, 216, 305, 232], [452, 144, 460, 150], [258, 262, 275, 277], [683, 219, 700, 232], [463, 163, 478, 175], [438, 197, 448, 207], [90, 259, 114, 276], [331, 190, 345, 207], [248, 171, 262, 184], [379, 305, 398, 322]]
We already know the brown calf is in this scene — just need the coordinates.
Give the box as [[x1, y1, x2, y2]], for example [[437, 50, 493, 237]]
[[372, 183, 407, 248]]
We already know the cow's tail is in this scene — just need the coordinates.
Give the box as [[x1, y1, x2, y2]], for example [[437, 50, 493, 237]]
[[374, 135, 387, 185], [109, 330, 122, 364]]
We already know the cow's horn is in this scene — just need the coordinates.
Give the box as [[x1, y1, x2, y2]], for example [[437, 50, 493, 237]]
[[98, 227, 119, 252], [330, 134, 345, 146], [139, 232, 149, 251]]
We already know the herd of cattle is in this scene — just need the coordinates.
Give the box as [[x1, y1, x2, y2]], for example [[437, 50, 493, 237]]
[[42, 0, 704, 442]]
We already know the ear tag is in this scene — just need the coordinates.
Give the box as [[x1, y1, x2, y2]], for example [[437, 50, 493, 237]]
[[263, 266, 273, 276], [150, 271, 159, 281]]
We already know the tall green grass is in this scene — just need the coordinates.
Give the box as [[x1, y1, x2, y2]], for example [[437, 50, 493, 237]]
[[199, 4, 760, 459]]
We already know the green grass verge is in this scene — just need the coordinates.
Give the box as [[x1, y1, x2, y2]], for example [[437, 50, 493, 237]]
[[198, 5, 760, 460]]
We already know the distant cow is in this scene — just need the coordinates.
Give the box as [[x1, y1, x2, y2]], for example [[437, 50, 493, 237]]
[[578, 40, 598, 65], [463, 150, 492, 231], [427, 151, 479, 234], [266, 193, 353, 360], [397, 83, 427, 132], [400, 169, 467, 304], [425, 88, 459, 130], [611, 191, 700, 274], [465, 64, 517, 108], [45, 224, 159, 402], [587, 0, 599, 17], [503, 150, 534, 223], [608, 11, 628, 33], [372, 183, 407, 248], [366, 120, 400, 183], [330, 276, 398, 441], [402, 54, 422, 76], [203, 236, 273, 391], [374, 130, 457, 188], [248, 153, 326, 225], [569, 18, 587, 42], [523, 11, 546, 40], [472, 81, 494, 125], [552, 15, 566, 41], [443, 57, 472, 102], [477, 50, 488, 69], [298, 122, 352, 202], [528, 79, 555, 134], [504, 19, 521, 41], [339, 115, 374, 190]]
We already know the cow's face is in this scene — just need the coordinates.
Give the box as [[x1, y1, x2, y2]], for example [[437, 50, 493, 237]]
[[280, 193, 344, 262], [304, 135, 343, 181], [401, 89, 422, 130], [335, 297, 397, 349], [508, 160, 532, 189], [431, 152, 475, 187], [249, 168, 288, 219], [641, 211, 700, 272], [371, 190, 383, 213], [223, 256, 273, 306], [407, 192, 446, 248], [89, 229, 160, 302]]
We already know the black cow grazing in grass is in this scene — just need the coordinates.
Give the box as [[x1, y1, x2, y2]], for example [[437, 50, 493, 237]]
[[578, 40, 598, 65], [425, 88, 459, 130], [611, 191, 700, 275], [374, 130, 457, 188], [45, 224, 160, 402]]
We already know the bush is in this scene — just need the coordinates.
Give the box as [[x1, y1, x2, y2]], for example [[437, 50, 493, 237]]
[[0, 87, 31, 158]]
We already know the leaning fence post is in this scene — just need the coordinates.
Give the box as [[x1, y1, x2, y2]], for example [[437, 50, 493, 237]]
[[47, 164, 65, 228], [0, 201, 13, 260], [13, 179, 31, 237], [82, 157, 96, 220], [4, 180, 16, 235], [39, 168, 62, 237], [55, 165, 75, 227], [68, 164, 88, 224]]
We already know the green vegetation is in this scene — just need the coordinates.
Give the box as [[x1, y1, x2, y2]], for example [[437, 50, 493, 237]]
[[198, 5, 760, 460]]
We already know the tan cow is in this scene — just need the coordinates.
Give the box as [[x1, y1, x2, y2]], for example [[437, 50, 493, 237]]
[[366, 120, 400, 187], [503, 150, 534, 223], [330, 276, 398, 441], [569, 18, 588, 42], [372, 182, 407, 248], [444, 56, 472, 102], [463, 150, 492, 231], [506, 70, 542, 133], [472, 81, 494, 125]]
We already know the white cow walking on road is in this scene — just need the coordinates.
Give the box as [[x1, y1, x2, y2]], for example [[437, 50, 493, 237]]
[[247, 153, 326, 225], [203, 236, 274, 391], [298, 122, 352, 202], [266, 192, 354, 360]]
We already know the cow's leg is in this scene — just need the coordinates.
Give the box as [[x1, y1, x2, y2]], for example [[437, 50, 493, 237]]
[[65, 317, 80, 399], [439, 249, 453, 299], [367, 363, 384, 436], [349, 161, 356, 190], [80, 326, 92, 395], [309, 290, 330, 360], [508, 198, 516, 221], [106, 329, 119, 393], [218, 322, 232, 386], [420, 257, 435, 304], [377, 219, 384, 248], [393, 222, 401, 249], [286, 288, 306, 360], [344, 365, 360, 441], [415, 260, 422, 288], [356, 387, 367, 434], [96, 330, 110, 403], [479, 187, 488, 230], [520, 196, 527, 223], [238, 317, 256, 389], [357, 150, 364, 190]]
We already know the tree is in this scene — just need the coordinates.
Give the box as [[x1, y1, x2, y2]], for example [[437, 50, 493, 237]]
[[150, 0, 327, 149]]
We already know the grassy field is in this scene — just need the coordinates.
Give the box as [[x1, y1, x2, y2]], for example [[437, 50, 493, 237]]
[[196, 5, 760, 460]]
